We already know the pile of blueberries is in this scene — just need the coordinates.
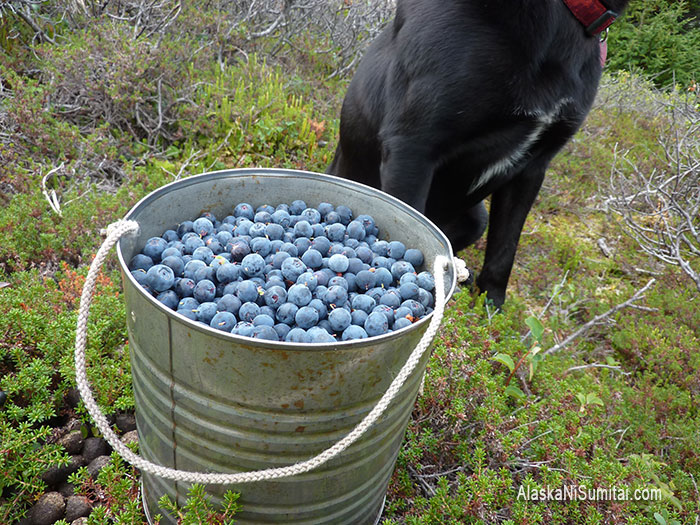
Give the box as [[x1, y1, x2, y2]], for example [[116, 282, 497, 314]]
[[128, 200, 436, 343]]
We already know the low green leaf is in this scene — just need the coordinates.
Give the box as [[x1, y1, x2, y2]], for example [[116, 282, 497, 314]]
[[505, 384, 526, 399], [525, 316, 545, 341], [654, 512, 666, 525], [492, 353, 515, 373], [586, 393, 604, 406]]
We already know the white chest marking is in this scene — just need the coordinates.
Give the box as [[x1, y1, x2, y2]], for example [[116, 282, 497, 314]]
[[470, 99, 571, 192]]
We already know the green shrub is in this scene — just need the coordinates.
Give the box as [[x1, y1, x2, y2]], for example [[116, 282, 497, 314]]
[[608, 0, 700, 88]]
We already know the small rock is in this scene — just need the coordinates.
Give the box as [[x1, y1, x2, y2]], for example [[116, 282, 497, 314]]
[[0, 390, 7, 407], [57, 431, 84, 455], [41, 455, 86, 487], [57, 481, 76, 498], [121, 430, 138, 446], [28, 491, 65, 525], [64, 495, 92, 522], [115, 413, 137, 433], [64, 388, 81, 408], [87, 455, 111, 478], [82, 437, 110, 462], [71, 518, 89, 525]]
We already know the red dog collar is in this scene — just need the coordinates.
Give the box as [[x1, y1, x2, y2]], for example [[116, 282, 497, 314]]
[[562, 0, 618, 35]]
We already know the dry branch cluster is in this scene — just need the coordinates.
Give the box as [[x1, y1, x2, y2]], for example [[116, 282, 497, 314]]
[[604, 92, 700, 292]]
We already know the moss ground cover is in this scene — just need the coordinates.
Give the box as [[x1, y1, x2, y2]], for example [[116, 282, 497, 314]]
[[1, 9, 698, 524]]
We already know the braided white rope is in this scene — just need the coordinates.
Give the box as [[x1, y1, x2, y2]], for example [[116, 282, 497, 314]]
[[75, 219, 451, 484]]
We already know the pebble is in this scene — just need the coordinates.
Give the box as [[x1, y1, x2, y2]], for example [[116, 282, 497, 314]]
[[82, 437, 110, 463], [121, 430, 139, 446], [41, 455, 86, 486], [71, 518, 89, 525], [87, 455, 111, 478], [28, 492, 65, 525], [57, 431, 84, 455], [115, 413, 137, 433], [64, 495, 92, 522]]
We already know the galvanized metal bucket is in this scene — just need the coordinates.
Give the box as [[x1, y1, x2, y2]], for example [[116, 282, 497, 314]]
[[115, 168, 457, 524]]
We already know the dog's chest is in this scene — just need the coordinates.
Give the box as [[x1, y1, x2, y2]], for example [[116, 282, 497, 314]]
[[469, 99, 571, 192]]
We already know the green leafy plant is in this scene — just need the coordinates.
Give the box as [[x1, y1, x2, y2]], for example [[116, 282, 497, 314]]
[[159, 484, 241, 524], [492, 316, 546, 399]]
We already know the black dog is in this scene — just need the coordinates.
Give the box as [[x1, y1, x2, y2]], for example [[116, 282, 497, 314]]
[[328, 0, 629, 307]]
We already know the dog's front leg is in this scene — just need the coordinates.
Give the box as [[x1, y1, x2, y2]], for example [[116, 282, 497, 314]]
[[476, 164, 547, 308], [379, 137, 434, 213]]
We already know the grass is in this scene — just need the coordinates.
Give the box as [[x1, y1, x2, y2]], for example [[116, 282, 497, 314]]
[[1, 14, 699, 525]]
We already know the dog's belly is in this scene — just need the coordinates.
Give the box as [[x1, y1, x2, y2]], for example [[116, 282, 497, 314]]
[[469, 99, 572, 193]]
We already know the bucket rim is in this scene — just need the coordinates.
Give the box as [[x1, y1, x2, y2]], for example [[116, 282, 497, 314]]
[[116, 167, 457, 351]]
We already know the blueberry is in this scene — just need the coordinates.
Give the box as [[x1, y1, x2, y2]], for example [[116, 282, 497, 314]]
[[249, 222, 267, 238], [193, 265, 216, 283], [301, 249, 323, 269], [418, 288, 434, 308], [193, 217, 215, 237], [355, 270, 377, 291], [178, 297, 199, 311], [195, 302, 218, 324], [342, 325, 369, 341], [241, 253, 265, 278], [308, 298, 328, 320], [308, 328, 336, 343], [281, 257, 307, 282], [373, 267, 394, 288], [371, 240, 388, 257], [289, 200, 307, 215], [129, 254, 154, 272], [161, 255, 185, 277], [253, 314, 275, 327], [351, 309, 369, 327], [400, 272, 418, 286], [324, 285, 348, 308], [286, 327, 310, 343], [328, 276, 349, 290], [146, 264, 175, 292], [232, 321, 255, 337], [293, 237, 311, 255], [234, 203, 255, 220], [311, 236, 331, 257], [335, 205, 352, 225], [216, 230, 234, 245], [328, 308, 352, 333], [177, 221, 194, 237], [263, 285, 287, 309], [294, 220, 313, 238], [346, 221, 366, 241], [364, 311, 389, 337], [236, 280, 259, 303], [161, 246, 183, 260], [372, 304, 395, 327], [404, 248, 424, 268], [184, 236, 205, 254], [229, 239, 251, 262], [234, 219, 254, 237], [218, 294, 242, 315], [274, 323, 292, 340], [177, 308, 198, 321], [157, 290, 179, 309], [254, 210, 272, 224], [210, 311, 237, 332], [271, 209, 292, 228], [296, 272, 318, 292], [239, 301, 261, 322], [416, 271, 435, 291], [391, 260, 415, 281], [379, 289, 402, 308], [387, 241, 406, 260], [328, 254, 349, 273], [351, 294, 376, 313], [325, 211, 341, 225], [393, 317, 413, 330], [250, 237, 272, 257], [287, 283, 312, 307], [265, 223, 285, 241], [216, 263, 240, 284], [193, 279, 216, 303], [131, 269, 149, 286], [143, 237, 169, 262], [399, 282, 420, 301], [276, 302, 299, 325], [295, 306, 319, 329]]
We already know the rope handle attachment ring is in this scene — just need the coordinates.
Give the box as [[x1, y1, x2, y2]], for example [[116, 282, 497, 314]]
[[75, 219, 458, 485]]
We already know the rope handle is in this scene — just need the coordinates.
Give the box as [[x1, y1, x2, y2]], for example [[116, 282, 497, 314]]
[[75, 219, 460, 484]]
